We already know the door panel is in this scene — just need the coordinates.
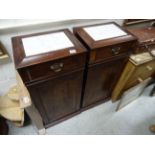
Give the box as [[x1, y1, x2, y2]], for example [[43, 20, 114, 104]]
[[83, 57, 127, 107], [28, 70, 84, 126]]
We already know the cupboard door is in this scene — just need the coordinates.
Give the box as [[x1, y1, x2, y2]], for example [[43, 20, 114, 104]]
[[83, 57, 127, 107], [28, 70, 84, 126]]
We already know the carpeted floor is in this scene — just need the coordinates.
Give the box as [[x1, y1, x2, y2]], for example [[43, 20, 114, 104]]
[[8, 85, 155, 135]]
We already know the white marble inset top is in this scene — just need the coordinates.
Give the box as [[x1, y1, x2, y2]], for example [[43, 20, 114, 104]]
[[84, 23, 127, 41], [22, 32, 74, 56]]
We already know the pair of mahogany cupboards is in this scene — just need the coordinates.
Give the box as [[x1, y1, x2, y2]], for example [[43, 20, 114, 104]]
[[12, 22, 137, 128]]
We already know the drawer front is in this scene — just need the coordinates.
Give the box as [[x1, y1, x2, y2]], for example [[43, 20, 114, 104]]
[[89, 42, 133, 64], [125, 60, 155, 89], [26, 54, 86, 82]]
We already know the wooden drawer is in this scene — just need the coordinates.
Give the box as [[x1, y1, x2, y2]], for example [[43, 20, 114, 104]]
[[125, 60, 155, 89], [25, 54, 86, 82], [137, 44, 155, 53], [90, 42, 133, 64]]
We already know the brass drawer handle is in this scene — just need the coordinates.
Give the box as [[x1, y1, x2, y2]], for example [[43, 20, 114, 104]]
[[50, 63, 64, 73], [146, 65, 153, 71], [112, 47, 121, 55]]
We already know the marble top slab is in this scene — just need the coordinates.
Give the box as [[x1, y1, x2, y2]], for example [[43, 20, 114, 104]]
[[22, 32, 74, 56], [84, 23, 127, 41]]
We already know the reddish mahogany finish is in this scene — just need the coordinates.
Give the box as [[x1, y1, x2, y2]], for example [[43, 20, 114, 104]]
[[74, 22, 137, 108], [12, 29, 87, 127], [127, 28, 155, 53]]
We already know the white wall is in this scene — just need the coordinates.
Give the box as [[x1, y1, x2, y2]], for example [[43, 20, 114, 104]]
[[0, 19, 124, 95]]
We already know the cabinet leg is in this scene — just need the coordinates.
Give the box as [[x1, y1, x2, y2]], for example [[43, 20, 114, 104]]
[[25, 104, 46, 135]]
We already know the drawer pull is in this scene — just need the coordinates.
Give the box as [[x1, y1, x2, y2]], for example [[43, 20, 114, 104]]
[[146, 65, 153, 71], [112, 47, 121, 55], [50, 63, 64, 72]]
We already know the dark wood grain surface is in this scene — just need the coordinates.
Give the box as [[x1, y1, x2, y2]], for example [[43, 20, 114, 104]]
[[127, 28, 155, 53], [12, 24, 137, 128], [28, 70, 84, 126], [12, 29, 87, 127], [127, 28, 155, 44], [19, 53, 86, 84], [12, 29, 87, 69], [73, 22, 137, 50], [83, 55, 128, 107], [74, 22, 137, 107]]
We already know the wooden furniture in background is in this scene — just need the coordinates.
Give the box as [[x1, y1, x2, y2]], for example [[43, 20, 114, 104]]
[[127, 28, 155, 54], [73, 22, 137, 109], [12, 29, 86, 128], [112, 28, 155, 102], [124, 19, 155, 26], [112, 53, 155, 102], [0, 41, 9, 61]]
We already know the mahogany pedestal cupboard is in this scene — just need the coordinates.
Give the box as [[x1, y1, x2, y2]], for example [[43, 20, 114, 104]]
[[12, 29, 86, 128], [73, 22, 137, 108], [12, 23, 137, 128]]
